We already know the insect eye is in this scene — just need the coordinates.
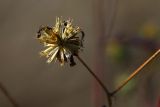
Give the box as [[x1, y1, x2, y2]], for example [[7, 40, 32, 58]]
[[64, 21, 67, 26]]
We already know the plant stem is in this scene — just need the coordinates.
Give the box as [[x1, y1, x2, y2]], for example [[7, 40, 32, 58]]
[[76, 55, 112, 107], [0, 82, 19, 107], [111, 49, 160, 96]]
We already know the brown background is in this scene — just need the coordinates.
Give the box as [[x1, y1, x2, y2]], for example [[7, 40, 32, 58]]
[[0, 0, 160, 107]]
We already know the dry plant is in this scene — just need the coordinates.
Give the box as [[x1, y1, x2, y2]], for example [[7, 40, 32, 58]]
[[36, 17, 160, 107], [0, 17, 159, 107]]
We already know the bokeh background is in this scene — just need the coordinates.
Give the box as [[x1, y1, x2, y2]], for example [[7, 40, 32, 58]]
[[0, 0, 160, 107]]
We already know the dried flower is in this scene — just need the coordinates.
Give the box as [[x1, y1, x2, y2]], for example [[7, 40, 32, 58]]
[[37, 17, 84, 66]]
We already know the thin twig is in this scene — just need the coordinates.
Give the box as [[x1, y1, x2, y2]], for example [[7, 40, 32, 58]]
[[111, 49, 160, 96], [91, 0, 119, 106], [76, 55, 112, 107], [0, 82, 19, 107]]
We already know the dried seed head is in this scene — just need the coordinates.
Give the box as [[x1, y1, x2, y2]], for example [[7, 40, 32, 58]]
[[37, 17, 84, 66]]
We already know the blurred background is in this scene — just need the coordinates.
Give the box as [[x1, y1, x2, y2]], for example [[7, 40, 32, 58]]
[[0, 0, 160, 107]]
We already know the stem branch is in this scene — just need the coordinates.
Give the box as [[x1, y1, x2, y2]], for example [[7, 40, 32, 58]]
[[76, 55, 112, 107], [111, 49, 160, 96], [0, 82, 19, 107]]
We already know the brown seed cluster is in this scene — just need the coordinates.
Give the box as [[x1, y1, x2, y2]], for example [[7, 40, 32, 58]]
[[37, 17, 84, 66]]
